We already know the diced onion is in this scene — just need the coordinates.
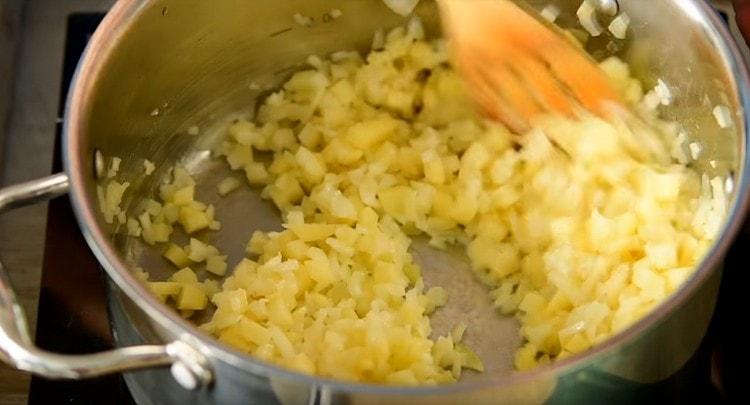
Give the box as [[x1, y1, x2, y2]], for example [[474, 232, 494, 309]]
[[608, 13, 630, 39], [655, 79, 672, 106], [143, 159, 155, 175], [382, 0, 419, 16], [689, 142, 702, 160], [293, 13, 313, 27], [713, 105, 732, 128], [540, 5, 561, 23], [577, 1, 604, 37]]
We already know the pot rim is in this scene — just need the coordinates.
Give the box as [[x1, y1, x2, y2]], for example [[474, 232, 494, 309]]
[[63, 0, 750, 395]]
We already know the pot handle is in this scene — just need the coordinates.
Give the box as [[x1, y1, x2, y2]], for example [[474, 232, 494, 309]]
[[0, 173, 212, 390]]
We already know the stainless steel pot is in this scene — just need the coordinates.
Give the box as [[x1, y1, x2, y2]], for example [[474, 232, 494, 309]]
[[1, 0, 749, 404]]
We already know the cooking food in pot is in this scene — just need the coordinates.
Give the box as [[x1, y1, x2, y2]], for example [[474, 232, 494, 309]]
[[97, 7, 727, 386]]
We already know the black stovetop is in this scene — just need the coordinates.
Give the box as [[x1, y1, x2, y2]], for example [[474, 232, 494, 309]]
[[27, 13, 136, 405], [26, 11, 747, 405]]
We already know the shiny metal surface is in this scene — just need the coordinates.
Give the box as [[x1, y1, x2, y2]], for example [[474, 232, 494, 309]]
[[0, 0, 747, 403], [0, 172, 211, 390], [0, 174, 69, 212]]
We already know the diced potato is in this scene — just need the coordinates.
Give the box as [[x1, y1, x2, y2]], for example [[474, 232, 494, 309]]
[[170, 267, 199, 284], [268, 174, 304, 208], [423, 155, 445, 184], [162, 203, 180, 224], [163, 243, 191, 268], [323, 138, 363, 166], [632, 260, 666, 300], [148, 281, 182, 298], [229, 120, 260, 146], [247, 231, 270, 256], [143, 159, 156, 175], [455, 344, 484, 372], [344, 118, 398, 149], [295, 147, 327, 183], [226, 144, 254, 170], [217, 177, 242, 196], [468, 237, 520, 280], [378, 186, 417, 223], [286, 223, 338, 242], [450, 192, 478, 224], [304, 257, 335, 288], [172, 185, 195, 205], [298, 124, 321, 149], [206, 255, 228, 276], [514, 343, 538, 371], [200, 279, 221, 297], [425, 286, 448, 313], [177, 284, 208, 310], [179, 206, 210, 234], [245, 162, 269, 184], [126, 218, 142, 237], [385, 370, 419, 386], [187, 238, 220, 262], [645, 242, 678, 270], [238, 317, 271, 346]]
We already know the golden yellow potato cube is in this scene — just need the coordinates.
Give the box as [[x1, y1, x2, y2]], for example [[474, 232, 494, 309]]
[[378, 186, 417, 223], [282, 239, 309, 260], [244, 162, 269, 184], [455, 344, 484, 372], [226, 144, 254, 170], [217, 177, 241, 196], [206, 255, 228, 276], [385, 370, 418, 386], [295, 146, 327, 183], [238, 317, 271, 346], [298, 124, 321, 149], [286, 223, 337, 242], [172, 185, 195, 206], [200, 279, 221, 298], [344, 118, 398, 150], [218, 325, 253, 351], [423, 158, 445, 184], [163, 243, 191, 268], [514, 343, 538, 371], [322, 138, 363, 166], [242, 233, 266, 257], [170, 267, 199, 284], [228, 120, 260, 146], [562, 333, 591, 353], [268, 174, 304, 208], [179, 206, 210, 234], [177, 284, 208, 310], [187, 238, 220, 262], [449, 192, 478, 224], [144, 223, 172, 243], [161, 203, 180, 224], [147, 281, 182, 298], [304, 258, 335, 288], [398, 147, 422, 179]]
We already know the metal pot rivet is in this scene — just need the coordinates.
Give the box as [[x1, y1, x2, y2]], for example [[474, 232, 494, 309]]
[[595, 0, 619, 16], [93, 149, 105, 180], [170, 362, 199, 390]]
